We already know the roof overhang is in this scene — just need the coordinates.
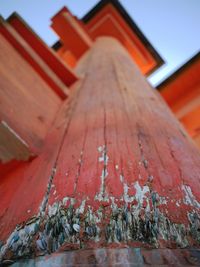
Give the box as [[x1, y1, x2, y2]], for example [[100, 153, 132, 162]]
[[52, 0, 164, 76], [82, 0, 164, 75]]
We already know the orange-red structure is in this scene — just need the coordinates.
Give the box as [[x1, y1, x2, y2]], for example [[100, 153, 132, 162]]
[[0, 0, 200, 265], [158, 52, 200, 149]]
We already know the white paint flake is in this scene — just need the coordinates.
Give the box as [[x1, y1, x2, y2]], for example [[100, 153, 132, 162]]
[[134, 181, 149, 205], [182, 184, 200, 209], [95, 145, 109, 201], [76, 199, 86, 214]]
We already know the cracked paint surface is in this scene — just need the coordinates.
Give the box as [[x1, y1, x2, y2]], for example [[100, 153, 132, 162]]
[[0, 38, 200, 264], [0, 178, 200, 261]]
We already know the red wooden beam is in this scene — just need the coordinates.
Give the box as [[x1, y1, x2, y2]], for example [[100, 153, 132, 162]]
[[8, 13, 78, 87], [0, 82, 79, 240], [0, 121, 32, 163], [51, 7, 92, 59], [0, 17, 69, 100], [0, 32, 61, 157]]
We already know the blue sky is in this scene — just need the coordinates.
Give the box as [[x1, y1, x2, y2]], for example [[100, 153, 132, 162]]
[[0, 0, 199, 86]]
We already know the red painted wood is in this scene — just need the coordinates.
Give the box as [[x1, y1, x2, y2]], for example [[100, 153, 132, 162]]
[[0, 33, 61, 155], [83, 3, 157, 74], [8, 13, 78, 87], [0, 17, 69, 99], [0, 82, 80, 240], [51, 8, 92, 59], [49, 38, 200, 226], [158, 54, 200, 148], [0, 35, 200, 265], [1, 37, 200, 245]]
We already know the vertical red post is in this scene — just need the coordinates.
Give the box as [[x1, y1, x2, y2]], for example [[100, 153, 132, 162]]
[[0, 4, 200, 264]]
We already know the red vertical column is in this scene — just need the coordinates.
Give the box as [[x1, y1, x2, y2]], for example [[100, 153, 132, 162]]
[[1, 37, 200, 263]]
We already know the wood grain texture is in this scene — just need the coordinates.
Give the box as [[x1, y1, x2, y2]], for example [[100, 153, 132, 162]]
[[0, 121, 31, 163], [8, 13, 78, 88], [51, 8, 92, 60], [0, 38, 200, 261], [0, 18, 70, 99], [0, 81, 80, 240], [50, 37, 200, 213], [0, 34, 61, 155]]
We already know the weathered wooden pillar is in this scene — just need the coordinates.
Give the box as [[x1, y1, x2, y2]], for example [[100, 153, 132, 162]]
[[44, 37, 200, 251], [0, 31, 200, 264], [46, 36, 200, 248]]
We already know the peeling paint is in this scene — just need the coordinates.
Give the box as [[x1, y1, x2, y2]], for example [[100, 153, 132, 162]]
[[134, 181, 149, 205], [39, 166, 57, 215], [1, 162, 200, 263], [95, 145, 109, 201], [115, 165, 119, 170], [1, 31, 200, 267], [1, 183, 200, 264], [76, 199, 86, 214], [119, 174, 134, 203], [182, 185, 200, 209], [188, 211, 200, 243]]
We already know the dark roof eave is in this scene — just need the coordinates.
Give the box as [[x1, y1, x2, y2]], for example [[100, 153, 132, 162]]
[[52, 40, 63, 51]]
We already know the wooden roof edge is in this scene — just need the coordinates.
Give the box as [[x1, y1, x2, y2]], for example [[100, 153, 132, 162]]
[[6, 12, 49, 45], [52, 40, 63, 51], [81, 0, 164, 73], [157, 51, 200, 91]]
